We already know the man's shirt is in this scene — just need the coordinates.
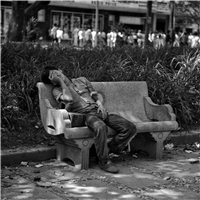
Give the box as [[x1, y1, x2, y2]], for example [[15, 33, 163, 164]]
[[53, 77, 98, 114]]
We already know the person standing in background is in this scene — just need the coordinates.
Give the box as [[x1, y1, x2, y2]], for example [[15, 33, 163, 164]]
[[50, 23, 58, 43], [82, 28, 86, 47], [73, 26, 79, 46], [78, 28, 83, 47], [112, 30, 117, 47], [165, 30, 171, 46], [91, 29, 96, 48], [56, 27, 63, 44], [85, 28, 92, 46], [101, 30, 106, 44], [107, 31, 111, 47]]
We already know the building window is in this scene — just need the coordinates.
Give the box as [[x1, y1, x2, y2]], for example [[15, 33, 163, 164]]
[[83, 14, 93, 29], [73, 13, 82, 28], [3, 8, 12, 35], [51, 10, 104, 38], [52, 11, 61, 27], [109, 15, 115, 25], [38, 9, 45, 22], [63, 13, 72, 38]]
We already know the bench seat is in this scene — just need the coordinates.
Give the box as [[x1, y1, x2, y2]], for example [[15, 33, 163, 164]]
[[49, 120, 177, 139]]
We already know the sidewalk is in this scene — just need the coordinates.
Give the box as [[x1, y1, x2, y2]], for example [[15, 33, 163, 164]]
[[1, 130, 200, 200], [1, 147, 200, 200]]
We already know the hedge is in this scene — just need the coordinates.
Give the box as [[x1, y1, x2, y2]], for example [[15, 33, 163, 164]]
[[1, 42, 200, 146]]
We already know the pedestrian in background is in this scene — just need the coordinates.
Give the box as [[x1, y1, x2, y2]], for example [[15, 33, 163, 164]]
[[56, 27, 63, 44], [50, 23, 58, 43]]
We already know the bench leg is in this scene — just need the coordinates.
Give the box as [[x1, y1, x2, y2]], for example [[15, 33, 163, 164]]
[[55, 136, 93, 170], [150, 132, 170, 159], [130, 132, 170, 159]]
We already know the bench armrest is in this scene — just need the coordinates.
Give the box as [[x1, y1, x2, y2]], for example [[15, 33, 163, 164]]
[[45, 108, 71, 135], [144, 97, 177, 121]]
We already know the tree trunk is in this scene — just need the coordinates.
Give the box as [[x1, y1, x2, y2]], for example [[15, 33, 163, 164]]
[[7, 0, 50, 42], [144, 1, 152, 48], [7, 1, 28, 42], [170, 1, 175, 44]]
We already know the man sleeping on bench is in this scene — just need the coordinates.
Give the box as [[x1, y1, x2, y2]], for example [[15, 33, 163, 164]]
[[41, 66, 137, 174]]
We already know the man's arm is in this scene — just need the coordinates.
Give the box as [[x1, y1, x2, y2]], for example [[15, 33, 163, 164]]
[[52, 77, 73, 111], [59, 80, 73, 102], [83, 77, 107, 119], [81, 77, 98, 100]]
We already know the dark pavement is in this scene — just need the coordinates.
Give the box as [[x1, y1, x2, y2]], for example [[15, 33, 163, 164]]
[[1, 144, 200, 200]]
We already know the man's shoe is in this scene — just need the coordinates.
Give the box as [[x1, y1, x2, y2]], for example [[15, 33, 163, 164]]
[[99, 160, 119, 174]]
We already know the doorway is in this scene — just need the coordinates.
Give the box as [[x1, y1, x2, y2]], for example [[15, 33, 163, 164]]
[[156, 19, 166, 32]]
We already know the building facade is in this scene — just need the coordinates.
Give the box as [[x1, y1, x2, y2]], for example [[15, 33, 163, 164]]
[[1, 0, 172, 40]]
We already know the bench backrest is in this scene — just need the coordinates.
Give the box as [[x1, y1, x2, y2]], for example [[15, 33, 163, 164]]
[[92, 81, 149, 122], [37, 81, 150, 126]]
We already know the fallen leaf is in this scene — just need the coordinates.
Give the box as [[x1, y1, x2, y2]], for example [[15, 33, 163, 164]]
[[35, 164, 43, 168], [21, 161, 28, 166], [189, 159, 199, 164], [54, 171, 64, 176], [163, 176, 171, 180], [36, 181, 51, 188], [185, 150, 193, 153]]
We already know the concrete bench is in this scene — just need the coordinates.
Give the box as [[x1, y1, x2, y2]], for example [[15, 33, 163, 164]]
[[37, 81, 179, 170]]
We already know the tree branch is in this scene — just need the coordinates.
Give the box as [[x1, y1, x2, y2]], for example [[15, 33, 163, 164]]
[[175, 1, 200, 27], [24, 0, 50, 19]]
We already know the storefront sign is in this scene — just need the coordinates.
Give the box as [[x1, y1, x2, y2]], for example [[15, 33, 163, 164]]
[[91, 1, 116, 6], [57, 0, 140, 9], [91, 0, 139, 8], [157, 2, 169, 11], [119, 16, 142, 25], [60, 0, 75, 1], [30, 0, 170, 13]]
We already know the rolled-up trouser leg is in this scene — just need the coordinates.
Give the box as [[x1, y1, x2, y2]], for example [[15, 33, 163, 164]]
[[105, 114, 137, 152]]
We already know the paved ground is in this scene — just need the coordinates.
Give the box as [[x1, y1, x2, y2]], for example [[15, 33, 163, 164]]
[[1, 145, 200, 200]]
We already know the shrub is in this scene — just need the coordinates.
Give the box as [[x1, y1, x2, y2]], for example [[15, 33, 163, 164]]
[[1, 42, 200, 147]]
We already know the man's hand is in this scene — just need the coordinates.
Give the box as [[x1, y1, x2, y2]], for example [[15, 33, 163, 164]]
[[49, 72, 63, 85], [96, 100, 107, 120], [51, 76, 62, 85]]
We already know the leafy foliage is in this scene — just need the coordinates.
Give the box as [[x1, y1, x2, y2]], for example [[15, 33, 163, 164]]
[[175, 1, 200, 31], [1, 42, 200, 148]]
